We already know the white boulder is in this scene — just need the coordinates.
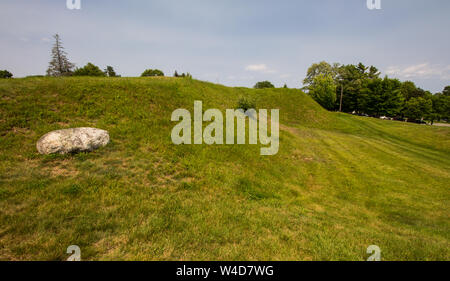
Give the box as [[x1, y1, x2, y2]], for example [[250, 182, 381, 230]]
[[37, 127, 110, 154]]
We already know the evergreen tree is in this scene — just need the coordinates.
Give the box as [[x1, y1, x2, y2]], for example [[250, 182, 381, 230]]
[[359, 77, 404, 117], [47, 34, 75, 76]]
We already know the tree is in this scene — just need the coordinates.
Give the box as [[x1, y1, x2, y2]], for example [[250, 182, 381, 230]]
[[0, 70, 13, 78], [104, 66, 119, 77], [403, 97, 432, 120], [283, 84, 288, 88], [175, 72, 192, 78], [141, 69, 164, 77], [254, 81, 275, 89], [368, 66, 381, 79], [46, 34, 75, 76], [400, 81, 417, 101], [334, 63, 381, 113], [357, 62, 368, 74], [359, 77, 404, 117], [400, 81, 431, 101], [303, 61, 339, 88], [432, 92, 450, 120], [308, 74, 336, 110], [443, 86, 450, 96], [336, 64, 365, 113], [73, 63, 106, 76]]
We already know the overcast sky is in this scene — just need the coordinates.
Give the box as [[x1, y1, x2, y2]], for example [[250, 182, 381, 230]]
[[1, 0, 449, 92]]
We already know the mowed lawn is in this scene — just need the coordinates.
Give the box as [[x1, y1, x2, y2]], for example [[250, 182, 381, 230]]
[[0, 77, 449, 260]]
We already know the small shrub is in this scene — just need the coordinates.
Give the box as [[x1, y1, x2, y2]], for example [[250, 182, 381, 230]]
[[237, 97, 256, 111]]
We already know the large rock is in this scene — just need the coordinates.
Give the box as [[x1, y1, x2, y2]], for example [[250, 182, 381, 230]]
[[36, 127, 110, 154]]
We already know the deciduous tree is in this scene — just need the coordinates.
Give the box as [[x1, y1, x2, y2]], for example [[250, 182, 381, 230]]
[[141, 69, 164, 77], [254, 81, 275, 89], [0, 70, 13, 78], [73, 63, 106, 76], [308, 74, 336, 110]]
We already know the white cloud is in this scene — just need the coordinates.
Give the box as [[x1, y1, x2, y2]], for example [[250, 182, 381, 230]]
[[385, 63, 450, 80], [245, 64, 276, 73]]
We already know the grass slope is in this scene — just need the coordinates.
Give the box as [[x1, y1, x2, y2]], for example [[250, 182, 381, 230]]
[[0, 77, 449, 260]]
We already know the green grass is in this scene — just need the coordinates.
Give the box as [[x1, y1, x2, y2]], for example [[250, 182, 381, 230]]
[[0, 77, 449, 260]]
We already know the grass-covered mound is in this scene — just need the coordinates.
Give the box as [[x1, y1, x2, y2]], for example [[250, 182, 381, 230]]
[[0, 77, 449, 260]]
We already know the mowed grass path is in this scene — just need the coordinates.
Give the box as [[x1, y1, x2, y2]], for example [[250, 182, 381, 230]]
[[0, 77, 449, 260]]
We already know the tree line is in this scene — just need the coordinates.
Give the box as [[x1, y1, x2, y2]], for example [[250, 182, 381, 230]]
[[303, 61, 449, 123], [1, 34, 448, 123], [43, 34, 190, 79]]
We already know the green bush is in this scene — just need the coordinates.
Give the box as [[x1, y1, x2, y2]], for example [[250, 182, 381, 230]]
[[237, 97, 256, 111], [254, 81, 274, 89], [0, 70, 13, 78], [73, 63, 106, 77], [141, 69, 164, 77]]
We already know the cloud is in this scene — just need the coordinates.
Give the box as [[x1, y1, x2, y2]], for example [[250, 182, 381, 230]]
[[245, 64, 276, 73], [385, 63, 450, 80]]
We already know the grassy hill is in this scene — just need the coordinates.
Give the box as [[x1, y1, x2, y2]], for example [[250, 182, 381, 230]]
[[0, 77, 449, 260]]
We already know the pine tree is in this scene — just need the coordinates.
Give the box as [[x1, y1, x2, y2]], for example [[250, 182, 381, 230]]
[[46, 34, 75, 76]]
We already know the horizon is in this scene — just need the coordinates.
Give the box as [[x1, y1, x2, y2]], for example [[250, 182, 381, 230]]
[[1, 0, 449, 93]]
